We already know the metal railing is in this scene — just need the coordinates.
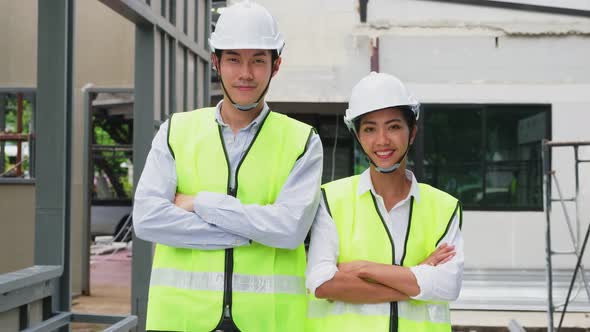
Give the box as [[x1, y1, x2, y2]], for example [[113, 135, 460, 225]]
[[0, 265, 137, 331]]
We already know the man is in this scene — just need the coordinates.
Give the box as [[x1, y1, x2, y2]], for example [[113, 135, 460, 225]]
[[133, 1, 323, 331]]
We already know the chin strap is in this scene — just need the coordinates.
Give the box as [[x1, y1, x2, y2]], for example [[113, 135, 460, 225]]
[[350, 125, 411, 174], [373, 146, 409, 173], [215, 57, 276, 112]]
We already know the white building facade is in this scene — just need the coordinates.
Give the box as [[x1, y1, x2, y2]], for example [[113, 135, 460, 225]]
[[255, 0, 590, 306]]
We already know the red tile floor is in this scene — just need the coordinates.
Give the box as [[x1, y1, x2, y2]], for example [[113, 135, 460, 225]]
[[71, 248, 132, 331]]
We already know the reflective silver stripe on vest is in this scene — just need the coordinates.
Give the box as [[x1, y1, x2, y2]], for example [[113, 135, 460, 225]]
[[308, 301, 390, 318], [398, 301, 450, 324], [308, 300, 450, 324], [150, 268, 305, 295]]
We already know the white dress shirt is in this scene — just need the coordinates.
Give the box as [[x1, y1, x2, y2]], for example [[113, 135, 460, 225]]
[[306, 169, 464, 301], [133, 100, 323, 250]]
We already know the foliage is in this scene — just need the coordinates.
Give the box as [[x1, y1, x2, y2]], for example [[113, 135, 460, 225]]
[[92, 115, 133, 200], [3, 95, 33, 134], [1, 95, 33, 177]]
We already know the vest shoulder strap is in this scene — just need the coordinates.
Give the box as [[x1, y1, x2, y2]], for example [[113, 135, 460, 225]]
[[416, 183, 462, 245], [321, 176, 360, 218], [264, 111, 314, 158], [168, 107, 217, 155]]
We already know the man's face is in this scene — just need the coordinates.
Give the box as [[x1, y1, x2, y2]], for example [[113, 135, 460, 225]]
[[215, 49, 280, 106]]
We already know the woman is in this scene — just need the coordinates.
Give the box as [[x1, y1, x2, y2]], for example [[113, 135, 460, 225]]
[[306, 72, 463, 332]]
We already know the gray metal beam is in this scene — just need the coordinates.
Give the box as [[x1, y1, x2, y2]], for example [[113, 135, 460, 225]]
[[103, 315, 138, 332], [0, 265, 62, 294], [0, 280, 53, 313], [131, 23, 157, 332], [81, 88, 93, 296], [71, 312, 136, 324], [418, 0, 590, 17], [0, 87, 37, 94], [71, 313, 138, 331], [204, 0, 211, 106], [29, 93, 36, 178], [97, 0, 153, 26], [22, 312, 72, 332], [35, 0, 75, 315], [99, 0, 210, 60]]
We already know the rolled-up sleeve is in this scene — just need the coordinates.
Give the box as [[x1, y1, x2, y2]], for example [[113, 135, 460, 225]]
[[409, 213, 464, 301], [305, 198, 340, 295]]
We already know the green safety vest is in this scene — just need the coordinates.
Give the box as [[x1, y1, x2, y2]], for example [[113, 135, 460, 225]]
[[307, 175, 461, 332], [146, 107, 313, 332]]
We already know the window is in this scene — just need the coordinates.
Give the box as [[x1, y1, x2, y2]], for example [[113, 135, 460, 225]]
[[421, 104, 550, 210], [0, 91, 36, 180]]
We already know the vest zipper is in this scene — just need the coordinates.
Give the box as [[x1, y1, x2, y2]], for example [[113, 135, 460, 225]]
[[214, 111, 269, 331], [216, 124, 239, 332], [218, 188, 238, 331], [369, 192, 398, 332], [223, 187, 237, 320]]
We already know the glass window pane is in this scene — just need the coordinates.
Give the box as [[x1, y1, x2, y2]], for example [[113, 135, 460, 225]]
[[423, 106, 484, 207], [483, 107, 547, 209], [421, 104, 549, 210]]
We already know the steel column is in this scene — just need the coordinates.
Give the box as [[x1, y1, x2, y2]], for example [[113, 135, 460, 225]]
[[34, 0, 75, 319], [132, 23, 157, 332]]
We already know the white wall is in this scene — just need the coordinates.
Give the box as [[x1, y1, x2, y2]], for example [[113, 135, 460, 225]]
[[260, 0, 371, 102], [259, 0, 590, 269], [415, 83, 590, 268]]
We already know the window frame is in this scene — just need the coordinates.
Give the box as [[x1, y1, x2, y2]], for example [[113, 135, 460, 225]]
[[0, 88, 37, 184], [414, 103, 552, 212]]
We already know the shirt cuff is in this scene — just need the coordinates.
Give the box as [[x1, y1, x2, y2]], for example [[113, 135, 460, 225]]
[[193, 191, 230, 223], [306, 265, 338, 296], [409, 264, 434, 300]]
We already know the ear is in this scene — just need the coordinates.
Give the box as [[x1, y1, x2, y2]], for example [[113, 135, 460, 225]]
[[409, 126, 418, 145], [271, 56, 282, 78], [211, 53, 220, 71]]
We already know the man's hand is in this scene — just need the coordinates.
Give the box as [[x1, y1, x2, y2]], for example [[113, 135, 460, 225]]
[[174, 193, 195, 212], [420, 243, 455, 267]]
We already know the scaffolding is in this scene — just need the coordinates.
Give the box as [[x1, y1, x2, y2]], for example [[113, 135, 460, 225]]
[[542, 140, 590, 332]]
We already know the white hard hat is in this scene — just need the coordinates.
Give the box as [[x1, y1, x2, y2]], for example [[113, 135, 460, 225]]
[[209, 0, 284, 54], [344, 72, 420, 129]]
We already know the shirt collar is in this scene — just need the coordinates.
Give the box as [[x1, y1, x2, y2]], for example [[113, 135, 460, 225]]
[[214, 99, 270, 131], [357, 168, 420, 203]]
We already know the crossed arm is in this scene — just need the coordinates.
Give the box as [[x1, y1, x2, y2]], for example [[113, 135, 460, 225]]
[[314, 244, 455, 303], [306, 197, 462, 304], [133, 120, 323, 250]]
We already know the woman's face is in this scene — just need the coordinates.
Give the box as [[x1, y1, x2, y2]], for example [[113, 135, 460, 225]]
[[357, 108, 415, 171]]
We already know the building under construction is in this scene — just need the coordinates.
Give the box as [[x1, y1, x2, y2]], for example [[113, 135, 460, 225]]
[[1, 0, 590, 331]]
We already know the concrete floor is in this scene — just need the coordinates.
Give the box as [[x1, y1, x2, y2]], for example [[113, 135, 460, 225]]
[[70, 247, 590, 331]]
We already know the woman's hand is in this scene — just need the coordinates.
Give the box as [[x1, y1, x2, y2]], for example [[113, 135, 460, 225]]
[[420, 243, 455, 267], [174, 193, 195, 212], [338, 260, 374, 277]]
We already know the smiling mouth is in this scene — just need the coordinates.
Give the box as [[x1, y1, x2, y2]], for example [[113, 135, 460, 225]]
[[375, 150, 395, 159]]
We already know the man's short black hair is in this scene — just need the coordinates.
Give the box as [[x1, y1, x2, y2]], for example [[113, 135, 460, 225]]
[[353, 106, 417, 133]]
